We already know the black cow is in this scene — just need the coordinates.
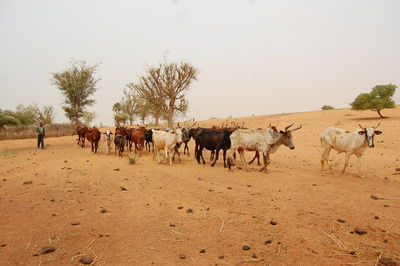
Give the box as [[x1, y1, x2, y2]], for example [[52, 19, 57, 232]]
[[193, 128, 232, 167], [114, 135, 126, 157], [145, 129, 154, 152]]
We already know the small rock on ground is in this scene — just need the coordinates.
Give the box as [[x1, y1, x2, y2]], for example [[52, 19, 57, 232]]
[[242, 245, 251, 251], [79, 256, 93, 264], [379, 257, 399, 266], [40, 246, 56, 254], [354, 228, 367, 235]]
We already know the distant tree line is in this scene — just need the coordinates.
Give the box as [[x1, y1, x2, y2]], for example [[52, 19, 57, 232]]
[[0, 104, 55, 129]]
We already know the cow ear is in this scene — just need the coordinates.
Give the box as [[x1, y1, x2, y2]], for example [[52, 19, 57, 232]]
[[358, 131, 366, 135], [279, 130, 284, 134], [374, 130, 382, 135]]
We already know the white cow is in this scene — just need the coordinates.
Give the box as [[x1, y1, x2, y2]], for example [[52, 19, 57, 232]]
[[320, 123, 382, 176], [152, 128, 183, 165], [102, 130, 113, 155], [227, 124, 302, 173]]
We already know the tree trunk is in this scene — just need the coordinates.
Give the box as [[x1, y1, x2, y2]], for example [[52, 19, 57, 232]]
[[154, 116, 159, 126], [167, 105, 174, 128], [376, 109, 385, 118]]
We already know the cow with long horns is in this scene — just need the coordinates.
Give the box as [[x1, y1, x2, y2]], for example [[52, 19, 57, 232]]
[[227, 123, 302, 173], [320, 123, 382, 176]]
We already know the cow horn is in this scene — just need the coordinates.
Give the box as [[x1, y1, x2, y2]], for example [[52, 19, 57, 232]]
[[359, 124, 366, 130], [290, 125, 302, 132], [284, 123, 294, 131], [373, 122, 381, 129]]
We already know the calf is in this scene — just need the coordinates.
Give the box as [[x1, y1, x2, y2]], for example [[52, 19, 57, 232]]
[[102, 130, 113, 155], [114, 135, 126, 157], [320, 123, 382, 176], [152, 128, 183, 165]]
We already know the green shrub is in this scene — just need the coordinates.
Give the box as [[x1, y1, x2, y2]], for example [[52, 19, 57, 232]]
[[128, 155, 137, 165], [321, 105, 334, 110]]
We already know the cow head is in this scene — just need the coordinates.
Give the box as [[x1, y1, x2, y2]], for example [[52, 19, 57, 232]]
[[278, 123, 302, 150], [358, 123, 382, 148], [177, 128, 184, 144], [103, 130, 113, 140]]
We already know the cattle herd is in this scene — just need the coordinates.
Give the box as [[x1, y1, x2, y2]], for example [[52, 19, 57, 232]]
[[75, 121, 383, 175]]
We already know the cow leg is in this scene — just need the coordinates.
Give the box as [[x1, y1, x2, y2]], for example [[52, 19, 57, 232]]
[[200, 148, 206, 164], [211, 149, 220, 167], [321, 146, 332, 171], [259, 153, 268, 172], [222, 149, 227, 168], [164, 148, 169, 164], [238, 149, 250, 171], [248, 151, 259, 165], [210, 150, 215, 161], [340, 152, 351, 175]]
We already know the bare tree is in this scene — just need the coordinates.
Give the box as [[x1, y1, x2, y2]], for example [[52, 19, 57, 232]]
[[120, 87, 140, 125], [133, 60, 198, 127], [32, 104, 55, 125]]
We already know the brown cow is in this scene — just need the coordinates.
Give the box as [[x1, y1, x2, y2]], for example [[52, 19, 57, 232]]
[[86, 127, 101, 153], [131, 125, 147, 153], [76, 125, 89, 147]]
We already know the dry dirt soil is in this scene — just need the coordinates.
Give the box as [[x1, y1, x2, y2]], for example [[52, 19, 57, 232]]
[[1, 108, 399, 266]]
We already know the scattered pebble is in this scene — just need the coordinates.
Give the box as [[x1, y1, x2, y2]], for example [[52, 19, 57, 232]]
[[384, 204, 390, 207], [337, 219, 346, 223], [64, 160, 67, 163], [40, 246, 56, 254], [120, 187, 127, 191], [113, 168, 120, 171], [79, 256, 93, 264], [395, 168, 400, 172], [218, 256, 225, 259], [71, 222, 80, 226], [312, 184, 317, 186], [227, 187, 232, 190], [252, 253, 257, 258], [270, 220, 277, 225], [179, 254, 186, 259], [379, 257, 398, 266], [374, 216, 380, 219], [242, 245, 251, 251], [199, 249, 206, 253], [100, 209, 108, 213], [177, 206, 183, 209], [23, 180, 33, 185], [0, 244, 6, 248], [264, 240, 272, 245], [186, 208, 193, 213], [354, 228, 367, 235]]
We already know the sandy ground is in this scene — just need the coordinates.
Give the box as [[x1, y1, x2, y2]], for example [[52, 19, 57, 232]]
[[0, 108, 399, 266]]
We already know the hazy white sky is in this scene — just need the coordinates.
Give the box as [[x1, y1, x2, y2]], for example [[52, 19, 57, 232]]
[[1, 0, 399, 125]]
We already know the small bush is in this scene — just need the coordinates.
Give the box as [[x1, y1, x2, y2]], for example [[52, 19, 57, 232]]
[[344, 113, 355, 117], [128, 155, 137, 165], [321, 105, 335, 110]]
